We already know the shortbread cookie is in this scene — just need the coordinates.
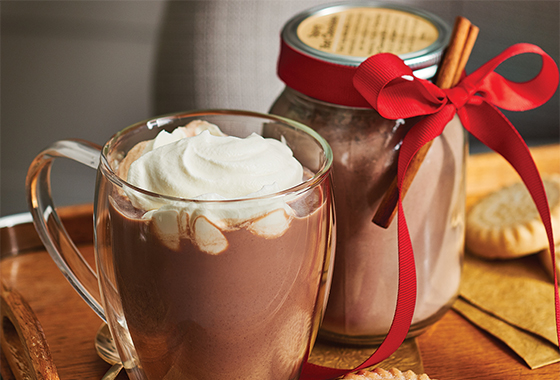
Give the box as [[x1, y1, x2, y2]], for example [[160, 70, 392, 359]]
[[538, 242, 560, 284], [342, 368, 431, 380], [466, 175, 560, 259]]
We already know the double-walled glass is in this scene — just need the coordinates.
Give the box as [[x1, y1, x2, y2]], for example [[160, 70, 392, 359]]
[[27, 110, 336, 380]]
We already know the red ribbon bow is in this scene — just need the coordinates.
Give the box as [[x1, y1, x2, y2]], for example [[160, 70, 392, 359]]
[[301, 43, 559, 380]]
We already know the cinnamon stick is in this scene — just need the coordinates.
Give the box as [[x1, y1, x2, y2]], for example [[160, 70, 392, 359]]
[[372, 17, 479, 228], [436, 16, 473, 88], [453, 23, 479, 85]]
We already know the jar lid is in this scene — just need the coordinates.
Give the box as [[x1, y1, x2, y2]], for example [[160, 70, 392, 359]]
[[277, 1, 451, 107]]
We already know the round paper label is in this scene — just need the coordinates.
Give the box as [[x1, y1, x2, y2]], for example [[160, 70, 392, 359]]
[[297, 7, 439, 57]]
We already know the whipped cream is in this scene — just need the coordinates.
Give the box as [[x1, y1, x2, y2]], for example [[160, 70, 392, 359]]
[[122, 121, 305, 254], [128, 130, 303, 203]]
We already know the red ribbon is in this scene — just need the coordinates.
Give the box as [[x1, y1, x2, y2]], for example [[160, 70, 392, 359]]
[[278, 40, 373, 108], [300, 43, 559, 379]]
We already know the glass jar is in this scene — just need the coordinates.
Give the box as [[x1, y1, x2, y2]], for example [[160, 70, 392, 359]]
[[270, 2, 467, 345]]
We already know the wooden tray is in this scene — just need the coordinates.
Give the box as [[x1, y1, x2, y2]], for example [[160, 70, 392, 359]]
[[1, 145, 559, 379]]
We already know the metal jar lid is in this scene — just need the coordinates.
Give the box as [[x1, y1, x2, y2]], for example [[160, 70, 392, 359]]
[[281, 1, 450, 79]]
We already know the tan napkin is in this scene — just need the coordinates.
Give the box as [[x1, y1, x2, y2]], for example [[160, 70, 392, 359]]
[[453, 253, 560, 369]]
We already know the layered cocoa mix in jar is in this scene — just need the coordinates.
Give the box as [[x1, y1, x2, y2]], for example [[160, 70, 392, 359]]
[[96, 115, 335, 380], [271, 3, 466, 344]]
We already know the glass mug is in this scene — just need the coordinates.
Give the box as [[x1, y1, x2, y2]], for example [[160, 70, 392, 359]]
[[27, 110, 336, 380]]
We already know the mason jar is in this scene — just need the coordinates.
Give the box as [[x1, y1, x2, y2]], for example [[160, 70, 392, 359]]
[[270, 1, 467, 345]]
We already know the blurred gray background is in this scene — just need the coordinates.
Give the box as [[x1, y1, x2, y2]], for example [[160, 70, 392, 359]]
[[2, 0, 559, 217]]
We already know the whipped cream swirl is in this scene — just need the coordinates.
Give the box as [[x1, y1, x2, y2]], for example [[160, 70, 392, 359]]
[[127, 126, 303, 205]]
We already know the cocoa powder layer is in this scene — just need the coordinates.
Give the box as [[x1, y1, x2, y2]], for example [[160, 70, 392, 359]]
[[320, 116, 465, 337]]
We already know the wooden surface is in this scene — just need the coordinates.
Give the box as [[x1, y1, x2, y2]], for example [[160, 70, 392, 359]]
[[1, 145, 559, 379]]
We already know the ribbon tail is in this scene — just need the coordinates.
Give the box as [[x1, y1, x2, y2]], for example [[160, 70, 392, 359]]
[[299, 362, 347, 380], [460, 103, 560, 347], [299, 200, 417, 379]]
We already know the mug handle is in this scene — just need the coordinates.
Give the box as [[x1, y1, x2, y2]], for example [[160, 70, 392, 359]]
[[26, 139, 106, 322]]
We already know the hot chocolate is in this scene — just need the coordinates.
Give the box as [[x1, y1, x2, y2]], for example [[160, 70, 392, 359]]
[[27, 110, 335, 380], [103, 121, 334, 379]]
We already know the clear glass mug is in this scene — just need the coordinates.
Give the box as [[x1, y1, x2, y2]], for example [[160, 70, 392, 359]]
[[26, 110, 336, 380]]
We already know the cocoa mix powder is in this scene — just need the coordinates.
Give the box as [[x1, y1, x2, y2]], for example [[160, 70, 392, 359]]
[[271, 87, 466, 342]]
